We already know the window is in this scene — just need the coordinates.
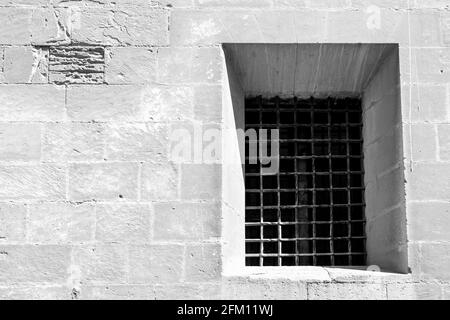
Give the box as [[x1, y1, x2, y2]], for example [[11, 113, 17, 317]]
[[222, 43, 407, 274], [245, 96, 366, 267]]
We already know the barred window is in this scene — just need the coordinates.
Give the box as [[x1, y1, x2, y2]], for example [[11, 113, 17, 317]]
[[245, 96, 366, 267]]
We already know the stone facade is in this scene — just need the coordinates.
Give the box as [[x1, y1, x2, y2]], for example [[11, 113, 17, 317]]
[[0, 0, 449, 300]]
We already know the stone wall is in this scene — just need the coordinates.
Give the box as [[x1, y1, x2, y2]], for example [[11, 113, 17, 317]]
[[0, 0, 449, 300]]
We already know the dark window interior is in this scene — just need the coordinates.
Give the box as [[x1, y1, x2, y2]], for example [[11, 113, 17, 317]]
[[245, 97, 366, 267]]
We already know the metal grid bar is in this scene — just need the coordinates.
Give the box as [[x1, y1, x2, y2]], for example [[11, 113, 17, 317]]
[[245, 97, 366, 267]]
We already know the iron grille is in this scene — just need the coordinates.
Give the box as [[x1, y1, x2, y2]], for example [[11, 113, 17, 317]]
[[245, 96, 366, 267]]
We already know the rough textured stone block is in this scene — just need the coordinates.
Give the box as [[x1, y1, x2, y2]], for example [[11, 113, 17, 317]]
[[0, 286, 71, 300], [194, 85, 222, 122], [409, 202, 450, 241], [405, 48, 450, 83], [69, 163, 138, 201], [42, 122, 106, 162], [140, 161, 178, 201], [412, 0, 450, 8], [157, 47, 222, 83], [404, 84, 448, 122], [407, 10, 443, 47], [420, 243, 450, 280], [195, 0, 272, 7], [0, 203, 26, 243], [154, 283, 221, 300], [0, 165, 66, 200], [49, 46, 105, 84], [66, 85, 143, 121], [0, 8, 70, 45], [185, 244, 221, 281], [72, 245, 128, 284], [153, 202, 220, 240], [0, 245, 71, 284], [222, 278, 307, 300], [438, 124, 450, 160], [407, 163, 450, 200], [104, 123, 168, 161], [105, 47, 156, 84], [275, 0, 351, 8], [0, 85, 65, 121], [2, 0, 50, 5], [71, 7, 169, 46], [95, 203, 151, 243], [170, 10, 228, 45], [129, 245, 184, 284], [181, 164, 221, 200], [327, 10, 408, 44], [410, 123, 437, 161], [142, 85, 194, 121], [0, 123, 41, 161], [80, 285, 155, 300], [387, 282, 441, 300], [308, 283, 386, 300], [28, 202, 95, 244], [2, 46, 48, 83]]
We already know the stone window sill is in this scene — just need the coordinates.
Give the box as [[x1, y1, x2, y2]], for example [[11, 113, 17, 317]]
[[223, 267, 412, 283]]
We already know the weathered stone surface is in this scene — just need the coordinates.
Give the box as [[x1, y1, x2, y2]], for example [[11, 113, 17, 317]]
[[275, 0, 351, 8], [0, 286, 71, 300], [2, 46, 48, 83], [420, 243, 450, 280], [129, 245, 184, 284], [70, 7, 169, 46], [105, 47, 156, 84], [104, 123, 168, 161], [438, 124, 450, 160], [181, 164, 221, 200], [49, 46, 105, 84], [28, 202, 95, 244], [153, 202, 220, 240], [222, 278, 307, 300], [141, 85, 194, 121], [68, 163, 138, 201], [0, 8, 70, 45], [0, 203, 26, 243], [308, 283, 387, 300], [1, 0, 450, 300], [80, 285, 155, 300], [72, 245, 128, 284], [154, 283, 221, 299], [157, 47, 222, 83], [95, 203, 151, 243], [387, 282, 442, 300], [140, 161, 178, 201], [0, 123, 42, 161], [407, 163, 450, 201], [402, 84, 448, 122], [194, 85, 222, 122], [409, 202, 450, 241], [410, 123, 437, 161], [0, 245, 71, 284], [66, 85, 143, 121], [0, 165, 66, 200], [0, 85, 65, 121], [42, 122, 106, 162], [196, 0, 272, 7], [2, 0, 50, 5], [185, 243, 221, 281]]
